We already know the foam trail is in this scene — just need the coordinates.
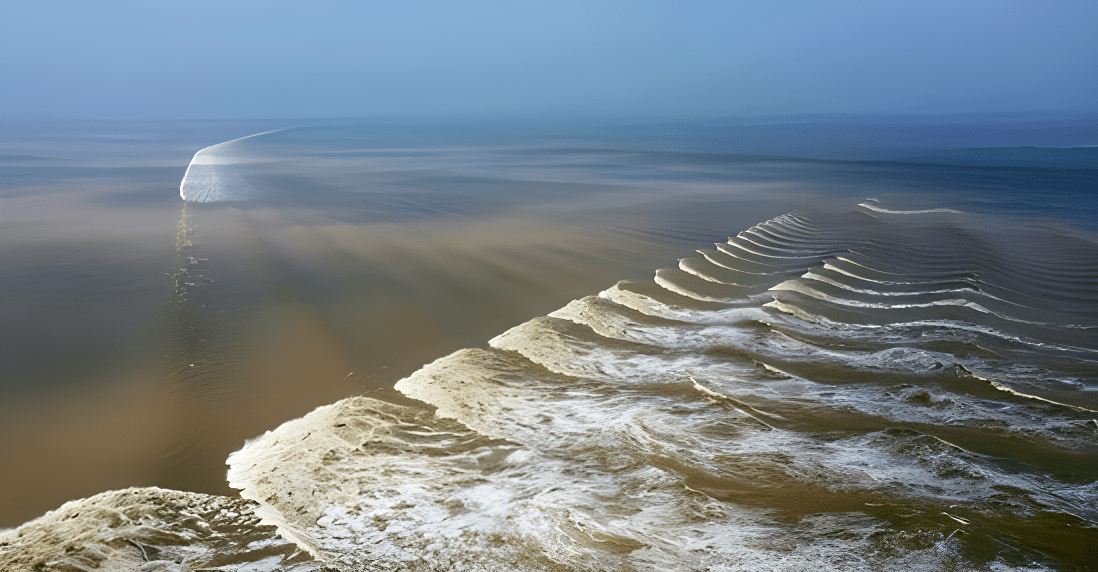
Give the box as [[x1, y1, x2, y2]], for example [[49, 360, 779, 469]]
[[179, 129, 285, 202]]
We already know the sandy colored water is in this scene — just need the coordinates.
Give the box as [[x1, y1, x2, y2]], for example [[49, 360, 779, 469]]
[[0, 124, 802, 524]]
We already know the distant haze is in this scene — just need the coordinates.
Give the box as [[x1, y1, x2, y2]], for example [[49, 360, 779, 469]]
[[1, 1, 1097, 120]]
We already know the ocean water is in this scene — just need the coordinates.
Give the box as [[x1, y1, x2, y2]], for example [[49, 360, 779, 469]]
[[2, 117, 1096, 570]]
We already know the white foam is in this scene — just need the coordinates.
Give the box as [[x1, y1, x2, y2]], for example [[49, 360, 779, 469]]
[[0, 488, 317, 571], [228, 348, 1079, 570]]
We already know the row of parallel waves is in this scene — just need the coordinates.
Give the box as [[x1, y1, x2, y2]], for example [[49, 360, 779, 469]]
[[228, 202, 1098, 571]]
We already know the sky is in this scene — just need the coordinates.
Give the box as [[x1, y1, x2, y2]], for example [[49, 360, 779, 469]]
[[1, 0, 1096, 120]]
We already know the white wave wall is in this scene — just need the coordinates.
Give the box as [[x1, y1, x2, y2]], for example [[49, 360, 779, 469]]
[[179, 130, 283, 202]]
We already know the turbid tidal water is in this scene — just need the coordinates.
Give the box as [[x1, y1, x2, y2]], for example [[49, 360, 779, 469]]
[[1, 116, 1097, 570]]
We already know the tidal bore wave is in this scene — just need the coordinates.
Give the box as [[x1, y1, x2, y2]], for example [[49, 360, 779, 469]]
[[218, 203, 1098, 570], [179, 130, 284, 202]]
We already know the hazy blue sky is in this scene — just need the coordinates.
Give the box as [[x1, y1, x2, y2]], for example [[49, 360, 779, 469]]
[[2, 0, 1095, 120]]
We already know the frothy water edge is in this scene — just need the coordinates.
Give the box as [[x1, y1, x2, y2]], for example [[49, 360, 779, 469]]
[[215, 204, 1098, 570]]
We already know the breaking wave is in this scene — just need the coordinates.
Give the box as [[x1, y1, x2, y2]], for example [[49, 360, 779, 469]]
[[223, 204, 1098, 570], [179, 130, 284, 202]]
